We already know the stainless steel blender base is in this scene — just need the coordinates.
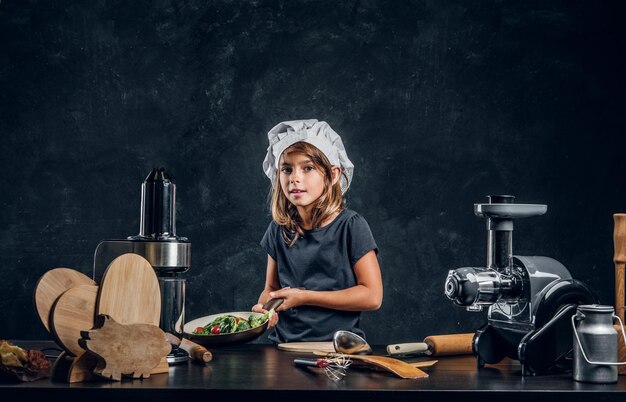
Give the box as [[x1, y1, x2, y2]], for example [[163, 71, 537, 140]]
[[93, 239, 190, 282], [92, 169, 193, 367]]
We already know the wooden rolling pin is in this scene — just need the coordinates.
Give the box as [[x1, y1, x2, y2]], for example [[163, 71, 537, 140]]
[[614, 214, 626, 322], [386, 333, 474, 356], [165, 333, 212, 363], [613, 214, 626, 375]]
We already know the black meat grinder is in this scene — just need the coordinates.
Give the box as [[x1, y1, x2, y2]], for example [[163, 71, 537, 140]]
[[444, 195, 597, 375], [92, 168, 191, 364]]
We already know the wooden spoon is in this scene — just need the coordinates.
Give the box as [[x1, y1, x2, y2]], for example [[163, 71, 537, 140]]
[[96, 253, 161, 325], [34, 268, 96, 332]]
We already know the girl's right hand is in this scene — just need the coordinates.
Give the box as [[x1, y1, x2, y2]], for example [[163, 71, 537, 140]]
[[252, 303, 279, 328]]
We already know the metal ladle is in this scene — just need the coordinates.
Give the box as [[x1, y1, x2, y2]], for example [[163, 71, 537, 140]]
[[333, 330, 373, 355]]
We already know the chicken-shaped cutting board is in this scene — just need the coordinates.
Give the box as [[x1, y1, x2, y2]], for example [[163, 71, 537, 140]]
[[86, 253, 168, 380]]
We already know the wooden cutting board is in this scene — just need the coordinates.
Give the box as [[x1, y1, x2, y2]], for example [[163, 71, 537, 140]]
[[51, 350, 169, 383], [278, 342, 335, 353], [50, 284, 98, 356], [96, 253, 161, 326], [34, 268, 96, 332], [67, 351, 97, 383], [80, 315, 171, 381]]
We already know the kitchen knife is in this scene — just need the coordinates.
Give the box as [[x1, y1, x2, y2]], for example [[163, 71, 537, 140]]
[[386, 333, 474, 356]]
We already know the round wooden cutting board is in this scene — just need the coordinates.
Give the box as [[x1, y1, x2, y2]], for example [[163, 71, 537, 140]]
[[50, 284, 98, 356], [277, 342, 336, 353], [34, 268, 96, 332], [96, 253, 161, 326]]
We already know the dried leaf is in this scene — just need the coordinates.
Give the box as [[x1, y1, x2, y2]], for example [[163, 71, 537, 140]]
[[0, 340, 50, 382]]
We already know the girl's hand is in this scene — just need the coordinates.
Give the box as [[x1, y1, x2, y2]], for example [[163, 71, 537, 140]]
[[269, 287, 306, 311], [252, 303, 279, 328]]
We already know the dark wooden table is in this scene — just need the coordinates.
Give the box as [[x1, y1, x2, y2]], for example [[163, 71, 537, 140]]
[[3, 340, 626, 401]]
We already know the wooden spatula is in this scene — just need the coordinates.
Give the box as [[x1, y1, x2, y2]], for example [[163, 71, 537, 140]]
[[353, 359, 438, 370], [314, 351, 428, 379], [50, 284, 98, 356], [34, 268, 96, 332], [96, 253, 161, 325]]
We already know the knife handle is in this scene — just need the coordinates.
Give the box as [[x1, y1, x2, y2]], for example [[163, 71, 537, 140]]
[[263, 297, 285, 311], [386, 342, 429, 355], [294, 358, 321, 367]]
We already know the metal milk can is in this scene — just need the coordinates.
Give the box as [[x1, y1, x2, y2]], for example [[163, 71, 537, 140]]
[[571, 304, 626, 383]]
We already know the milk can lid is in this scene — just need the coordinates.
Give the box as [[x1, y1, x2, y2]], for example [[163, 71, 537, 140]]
[[577, 304, 614, 313]]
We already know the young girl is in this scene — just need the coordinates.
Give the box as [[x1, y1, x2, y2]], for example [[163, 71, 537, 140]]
[[252, 119, 383, 343]]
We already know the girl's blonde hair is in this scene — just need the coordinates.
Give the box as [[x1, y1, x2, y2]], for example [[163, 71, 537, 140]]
[[270, 142, 346, 246]]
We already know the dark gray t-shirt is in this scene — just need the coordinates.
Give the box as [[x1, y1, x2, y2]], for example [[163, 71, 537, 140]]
[[260, 209, 378, 343]]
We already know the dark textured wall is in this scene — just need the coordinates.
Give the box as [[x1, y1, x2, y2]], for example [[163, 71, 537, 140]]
[[1, 0, 625, 345]]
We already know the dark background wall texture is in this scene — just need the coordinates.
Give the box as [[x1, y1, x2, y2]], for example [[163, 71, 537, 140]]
[[1, 0, 625, 345]]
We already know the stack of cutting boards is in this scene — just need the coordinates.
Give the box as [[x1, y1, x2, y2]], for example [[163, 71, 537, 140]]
[[34, 253, 170, 382]]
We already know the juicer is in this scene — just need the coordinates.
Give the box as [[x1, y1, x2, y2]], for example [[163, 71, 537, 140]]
[[444, 195, 597, 375], [93, 168, 191, 364]]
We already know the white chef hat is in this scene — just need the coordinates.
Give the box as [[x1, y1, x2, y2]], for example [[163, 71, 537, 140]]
[[263, 119, 354, 193]]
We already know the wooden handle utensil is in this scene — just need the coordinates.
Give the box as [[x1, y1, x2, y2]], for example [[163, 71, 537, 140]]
[[165, 333, 212, 363], [613, 214, 626, 375], [614, 214, 626, 321], [386, 333, 474, 356]]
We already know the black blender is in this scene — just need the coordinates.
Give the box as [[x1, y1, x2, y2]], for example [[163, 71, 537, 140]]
[[93, 168, 191, 364], [444, 195, 597, 375]]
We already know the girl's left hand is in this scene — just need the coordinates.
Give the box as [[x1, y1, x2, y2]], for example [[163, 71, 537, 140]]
[[252, 303, 279, 328], [269, 287, 306, 310]]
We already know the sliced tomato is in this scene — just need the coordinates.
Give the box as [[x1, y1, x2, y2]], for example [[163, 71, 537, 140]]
[[211, 324, 220, 334]]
